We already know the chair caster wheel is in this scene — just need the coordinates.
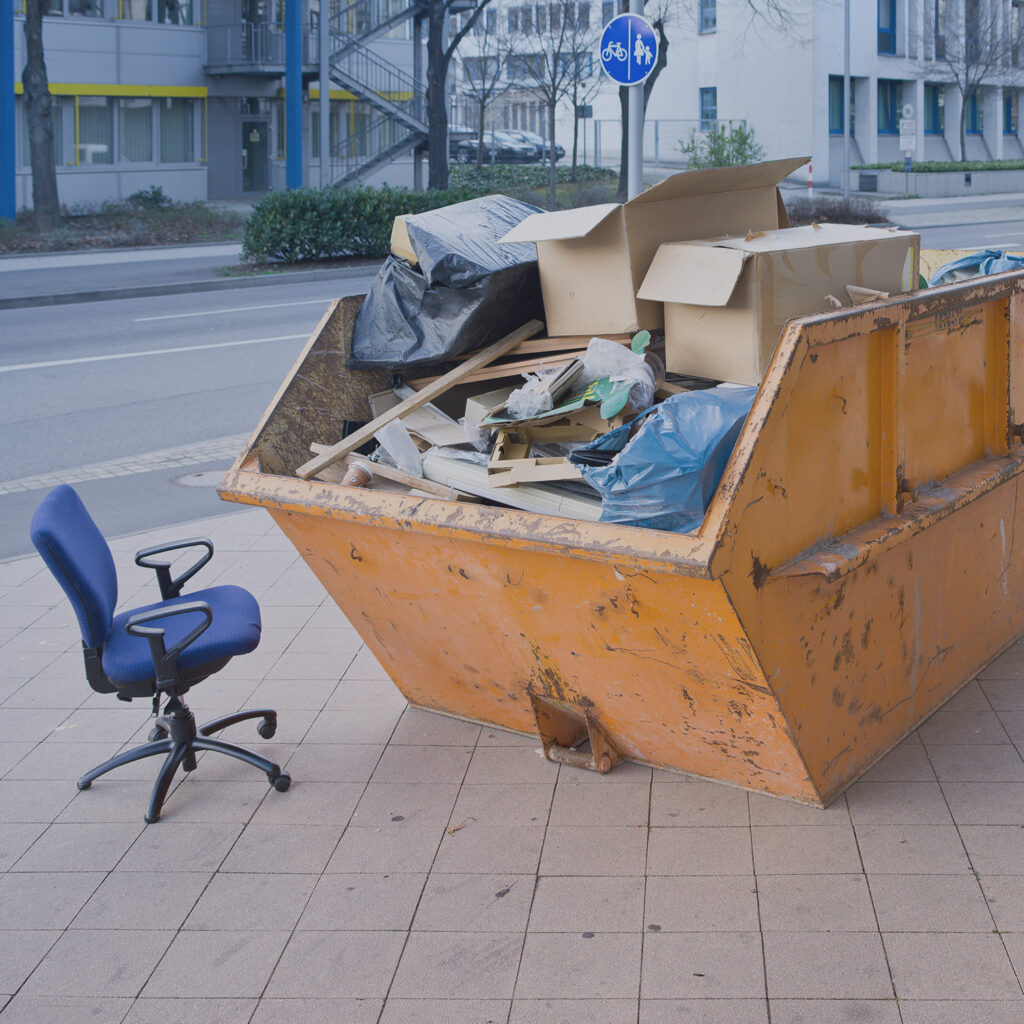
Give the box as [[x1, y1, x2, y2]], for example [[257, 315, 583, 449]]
[[270, 772, 291, 792], [77, 779, 91, 790], [148, 726, 167, 742], [257, 719, 277, 740]]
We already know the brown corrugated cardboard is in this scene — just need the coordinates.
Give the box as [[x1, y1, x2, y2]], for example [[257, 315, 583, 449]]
[[390, 215, 417, 265], [499, 156, 809, 336], [638, 223, 920, 386]]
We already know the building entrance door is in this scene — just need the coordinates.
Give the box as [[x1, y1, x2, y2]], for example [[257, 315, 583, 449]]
[[242, 120, 269, 192]]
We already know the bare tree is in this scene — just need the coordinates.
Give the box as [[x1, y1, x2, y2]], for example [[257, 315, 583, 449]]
[[426, 0, 496, 189], [934, 0, 1024, 161], [456, 8, 514, 166], [22, 0, 60, 231], [567, 23, 602, 177], [507, 0, 600, 208]]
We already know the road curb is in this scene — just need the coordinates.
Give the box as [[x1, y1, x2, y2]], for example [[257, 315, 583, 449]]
[[0, 262, 381, 310]]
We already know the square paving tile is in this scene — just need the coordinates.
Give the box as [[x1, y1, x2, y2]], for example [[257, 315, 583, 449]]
[[23, 929, 174, 997], [748, 794, 851, 826], [464, 745, 557, 785], [0, 779, 77, 823], [250, 998, 382, 1024], [515, 932, 640, 1000], [370, 745, 473, 785], [769, 999, 900, 1023], [351, 782, 461, 829], [283, 743, 383, 783], [267, 930, 405, 999], [0, 822, 48, 871], [327, 825, 442, 873], [72, 872, 211, 930], [528, 875, 643, 933], [643, 875, 759, 932], [121, 997, 256, 1024], [219, 822, 341, 874], [389, 709, 481, 746], [752, 825, 861, 875], [647, 827, 753, 875], [548, 780, 649, 828], [899, 1000, 1024, 1024], [639, 1000, 768, 1024], [542, 826, 648, 876], [650, 781, 750, 827], [413, 872, 534, 932], [845, 781, 953, 825], [855, 824, 970, 874], [382, 998, 510, 1024], [248, 781, 362, 826], [979, 873, 1024, 930], [941, 781, 1024, 824], [926, 744, 1024, 782], [918, 709, 1009, 745], [884, 932, 1021, 999], [14, 822, 144, 872], [297, 872, 425, 931], [959, 824, 1024, 874], [757, 874, 876, 932], [449, 784, 554, 828], [390, 931, 523, 1000], [0, 994, 132, 1024], [868, 873, 994, 931], [641, 931, 765, 999], [763, 932, 892, 999], [116, 822, 242, 874]]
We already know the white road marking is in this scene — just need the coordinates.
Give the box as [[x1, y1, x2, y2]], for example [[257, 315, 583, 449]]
[[0, 334, 308, 374], [134, 299, 331, 322]]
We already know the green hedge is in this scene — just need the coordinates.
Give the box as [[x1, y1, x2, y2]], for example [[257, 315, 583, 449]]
[[852, 159, 1024, 173], [242, 184, 477, 263], [241, 167, 616, 263]]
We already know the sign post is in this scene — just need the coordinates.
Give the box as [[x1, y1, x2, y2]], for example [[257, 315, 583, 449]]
[[599, 9, 658, 199], [898, 103, 916, 195]]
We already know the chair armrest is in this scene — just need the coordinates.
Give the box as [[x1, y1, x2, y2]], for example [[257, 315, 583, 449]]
[[126, 601, 213, 691], [135, 538, 213, 600]]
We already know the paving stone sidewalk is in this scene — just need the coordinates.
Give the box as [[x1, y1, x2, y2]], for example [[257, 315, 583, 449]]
[[2, 505, 1024, 1024]]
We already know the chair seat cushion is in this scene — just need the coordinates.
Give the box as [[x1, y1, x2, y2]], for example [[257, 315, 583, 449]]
[[103, 585, 261, 685]]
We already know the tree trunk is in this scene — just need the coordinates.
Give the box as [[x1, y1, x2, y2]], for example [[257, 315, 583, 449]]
[[476, 95, 486, 168], [959, 95, 968, 162], [548, 101, 557, 210], [570, 87, 579, 181], [22, 0, 60, 232], [426, 2, 450, 190]]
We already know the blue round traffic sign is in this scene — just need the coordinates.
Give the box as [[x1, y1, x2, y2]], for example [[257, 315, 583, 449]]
[[599, 13, 658, 86]]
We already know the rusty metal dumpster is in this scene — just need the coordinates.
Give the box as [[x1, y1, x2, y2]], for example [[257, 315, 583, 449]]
[[219, 269, 1024, 806]]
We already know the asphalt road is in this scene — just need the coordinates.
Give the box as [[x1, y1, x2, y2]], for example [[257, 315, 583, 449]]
[[0, 273, 378, 560]]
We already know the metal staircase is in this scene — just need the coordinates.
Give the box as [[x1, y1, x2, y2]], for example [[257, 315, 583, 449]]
[[323, 0, 428, 186]]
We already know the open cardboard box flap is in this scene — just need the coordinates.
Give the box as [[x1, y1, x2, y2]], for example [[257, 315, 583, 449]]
[[500, 203, 620, 244], [638, 244, 751, 307]]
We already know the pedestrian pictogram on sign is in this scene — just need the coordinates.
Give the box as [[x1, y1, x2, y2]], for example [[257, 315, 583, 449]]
[[599, 13, 658, 87]]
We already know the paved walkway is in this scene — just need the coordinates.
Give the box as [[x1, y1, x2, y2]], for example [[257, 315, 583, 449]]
[[1, 506, 1024, 1023]]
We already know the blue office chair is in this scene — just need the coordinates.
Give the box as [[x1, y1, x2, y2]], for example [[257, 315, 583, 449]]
[[30, 484, 291, 823]]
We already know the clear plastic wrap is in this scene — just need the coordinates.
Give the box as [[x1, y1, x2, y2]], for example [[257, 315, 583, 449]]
[[568, 385, 757, 533], [579, 337, 656, 413]]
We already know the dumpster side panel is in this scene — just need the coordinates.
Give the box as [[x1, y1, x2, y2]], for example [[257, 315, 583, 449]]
[[265, 504, 819, 803], [723, 475, 1024, 801], [713, 276, 1024, 802]]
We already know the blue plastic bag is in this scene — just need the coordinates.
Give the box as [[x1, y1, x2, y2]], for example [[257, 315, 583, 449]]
[[569, 385, 757, 533], [928, 249, 1024, 288]]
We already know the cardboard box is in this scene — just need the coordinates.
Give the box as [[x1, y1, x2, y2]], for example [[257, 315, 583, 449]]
[[638, 223, 920, 386], [498, 156, 809, 337]]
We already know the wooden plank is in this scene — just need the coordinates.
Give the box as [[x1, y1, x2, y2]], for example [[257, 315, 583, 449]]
[[296, 319, 544, 480], [309, 446, 471, 501], [406, 350, 580, 391], [451, 333, 632, 359]]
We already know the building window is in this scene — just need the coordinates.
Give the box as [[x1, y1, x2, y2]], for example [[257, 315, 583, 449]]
[[160, 97, 194, 161], [699, 0, 716, 33], [933, 0, 945, 58], [601, 0, 613, 23], [924, 84, 945, 134], [118, 98, 153, 162], [1014, 1, 1024, 66], [877, 79, 900, 134], [699, 87, 717, 130], [829, 76, 844, 134], [120, 0, 192, 23], [878, 0, 896, 54], [965, 92, 982, 134], [576, 3, 589, 30], [68, 0, 103, 15], [1005, 93, 1019, 135], [78, 96, 114, 164]]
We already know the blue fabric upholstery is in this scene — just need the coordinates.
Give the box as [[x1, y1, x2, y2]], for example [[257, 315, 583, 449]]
[[30, 484, 118, 649], [103, 585, 261, 685]]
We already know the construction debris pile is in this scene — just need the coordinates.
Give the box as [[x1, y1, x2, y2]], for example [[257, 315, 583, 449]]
[[296, 157, 921, 533]]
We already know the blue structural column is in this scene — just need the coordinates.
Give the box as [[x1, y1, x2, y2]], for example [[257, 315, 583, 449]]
[[1, 0, 16, 220], [285, 0, 303, 189]]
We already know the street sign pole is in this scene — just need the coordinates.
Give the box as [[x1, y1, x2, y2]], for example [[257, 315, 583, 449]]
[[1, 0, 15, 220], [599, 10, 658, 200], [627, 0, 644, 199]]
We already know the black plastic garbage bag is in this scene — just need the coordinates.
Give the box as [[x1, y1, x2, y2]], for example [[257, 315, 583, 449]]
[[568, 385, 758, 533], [349, 195, 545, 370]]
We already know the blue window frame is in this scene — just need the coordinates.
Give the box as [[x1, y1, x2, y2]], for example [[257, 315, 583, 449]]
[[699, 87, 717, 131], [1006, 93, 1019, 135], [924, 84, 945, 134], [877, 79, 900, 134], [966, 92, 982, 134], [878, 0, 896, 54], [829, 76, 844, 134], [699, 0, 716, 34]]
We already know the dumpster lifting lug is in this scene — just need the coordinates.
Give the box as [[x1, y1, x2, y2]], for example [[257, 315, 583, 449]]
[[529, 691, 621, 774]]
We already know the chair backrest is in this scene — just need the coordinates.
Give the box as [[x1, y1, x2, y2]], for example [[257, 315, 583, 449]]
[[30, 485, 119, 649]]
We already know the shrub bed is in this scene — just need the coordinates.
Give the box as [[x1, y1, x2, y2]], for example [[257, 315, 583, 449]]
[[852, 159, 1024, 173], [784, 194, 890, 227]]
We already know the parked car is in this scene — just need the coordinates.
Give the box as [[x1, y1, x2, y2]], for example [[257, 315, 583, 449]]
[[447, 125, 476, 160], [506, 129, 565, 162], [451, 130, 538, 164]]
